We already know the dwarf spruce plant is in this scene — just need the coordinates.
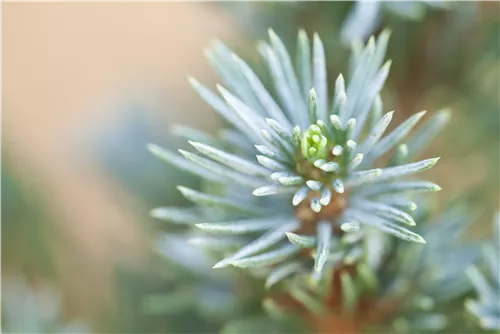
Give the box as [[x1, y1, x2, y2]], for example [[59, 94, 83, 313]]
[[149, 28, 442, 274], [148, 28, 496, 333]]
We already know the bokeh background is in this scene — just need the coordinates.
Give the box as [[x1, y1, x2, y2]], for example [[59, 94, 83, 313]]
[[2, 2, 499, 333]]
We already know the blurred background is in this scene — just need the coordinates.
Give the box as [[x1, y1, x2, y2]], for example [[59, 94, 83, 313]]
[[2, 2, 498, 333]]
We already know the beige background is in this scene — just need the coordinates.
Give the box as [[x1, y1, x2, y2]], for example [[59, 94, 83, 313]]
[[3, 2, 240, 323]]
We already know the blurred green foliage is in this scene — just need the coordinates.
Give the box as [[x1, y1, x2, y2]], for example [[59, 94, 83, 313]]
[[1, 160, 56, 278]]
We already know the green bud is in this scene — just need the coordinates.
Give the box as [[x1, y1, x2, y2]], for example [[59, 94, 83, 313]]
[[301, 124, 328, 162]]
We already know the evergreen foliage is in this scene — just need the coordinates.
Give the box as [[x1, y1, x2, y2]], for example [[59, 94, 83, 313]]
[[150, 29, 442, 277], [149, 28, 497, 333]]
